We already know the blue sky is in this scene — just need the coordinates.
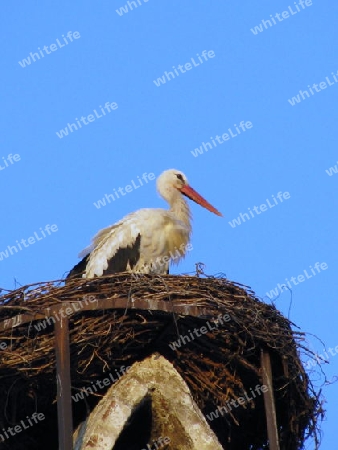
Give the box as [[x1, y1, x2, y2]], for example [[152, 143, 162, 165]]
[[1, 1, 337, 448]]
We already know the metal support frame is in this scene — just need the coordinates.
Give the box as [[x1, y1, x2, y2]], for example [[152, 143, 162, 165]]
[[54, 312, 73, 450], [261, 349, 280, 450]]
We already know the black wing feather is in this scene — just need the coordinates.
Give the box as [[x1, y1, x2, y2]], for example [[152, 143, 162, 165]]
[[66, 234, 141, 281]]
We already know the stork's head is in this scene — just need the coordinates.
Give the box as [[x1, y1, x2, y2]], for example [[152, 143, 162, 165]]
[[157, 169, 222, 216]]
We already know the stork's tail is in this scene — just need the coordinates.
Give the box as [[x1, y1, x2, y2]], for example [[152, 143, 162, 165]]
[[66, 254, 90, 283]]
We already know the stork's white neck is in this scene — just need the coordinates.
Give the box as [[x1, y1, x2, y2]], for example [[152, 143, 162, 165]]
[[169, 191, 192, 232]]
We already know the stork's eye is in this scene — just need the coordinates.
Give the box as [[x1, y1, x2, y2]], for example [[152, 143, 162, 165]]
[[175, 174, 184, 182]]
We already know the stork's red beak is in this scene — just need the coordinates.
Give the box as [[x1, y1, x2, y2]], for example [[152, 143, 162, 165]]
[[180, 185, 222, 217]]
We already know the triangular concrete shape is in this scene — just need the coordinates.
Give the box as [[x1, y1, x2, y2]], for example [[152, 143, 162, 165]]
[[74, 354, 223, 450]]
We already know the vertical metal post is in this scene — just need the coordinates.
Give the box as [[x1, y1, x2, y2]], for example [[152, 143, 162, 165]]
[[54, 311, 73, 450], [261, 349, 280, 450]]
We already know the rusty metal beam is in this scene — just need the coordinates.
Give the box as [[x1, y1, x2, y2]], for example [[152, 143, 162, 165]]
[[0, 297, 219, 331], [261, 349, 280, 450], [54, 312, 73, 450]]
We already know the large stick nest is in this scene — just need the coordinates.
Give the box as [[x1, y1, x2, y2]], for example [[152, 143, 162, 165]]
[[0, 274, 322, 450]]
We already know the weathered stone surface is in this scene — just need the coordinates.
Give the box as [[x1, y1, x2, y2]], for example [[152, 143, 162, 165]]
[[74, 354, 223, 450]]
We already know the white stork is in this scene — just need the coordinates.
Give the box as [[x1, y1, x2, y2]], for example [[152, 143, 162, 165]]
[[67, 169, 221, 280]]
